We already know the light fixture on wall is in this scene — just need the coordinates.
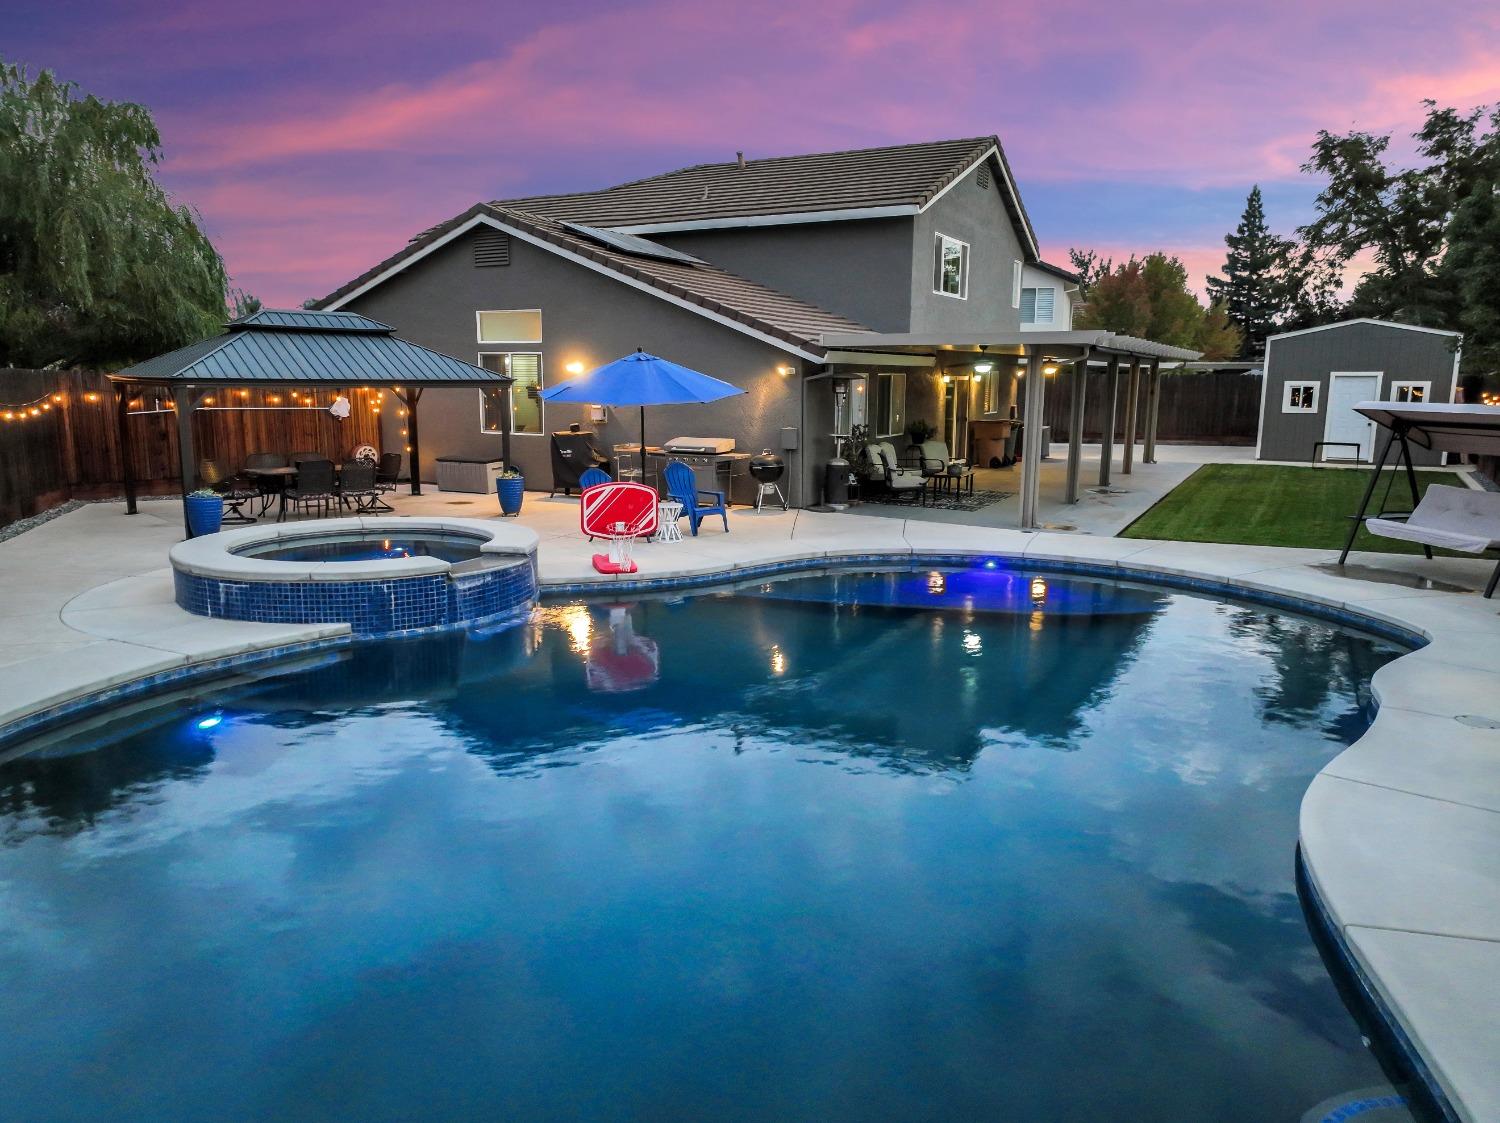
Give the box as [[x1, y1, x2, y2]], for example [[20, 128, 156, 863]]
[[941, 374, 952, 384], [1042, 363, 1059, 376], [565, 361, 585, 375], [776, 364, 795, 377]]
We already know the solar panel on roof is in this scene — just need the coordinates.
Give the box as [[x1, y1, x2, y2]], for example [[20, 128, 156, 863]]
[[559, 221, 705, 266]]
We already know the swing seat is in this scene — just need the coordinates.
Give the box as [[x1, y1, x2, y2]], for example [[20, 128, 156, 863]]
[[1363, 485, 1500, 597]]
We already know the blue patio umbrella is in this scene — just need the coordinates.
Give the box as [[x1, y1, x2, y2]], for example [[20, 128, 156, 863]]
[[540, 350, 745, 461]]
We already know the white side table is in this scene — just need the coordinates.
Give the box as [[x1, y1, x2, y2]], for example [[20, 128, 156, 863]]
[[656, 501, 684, 542]]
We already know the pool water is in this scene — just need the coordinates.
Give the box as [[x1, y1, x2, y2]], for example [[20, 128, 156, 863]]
[[0, 568, 1420, 1122], [237, 530, 486, 563]]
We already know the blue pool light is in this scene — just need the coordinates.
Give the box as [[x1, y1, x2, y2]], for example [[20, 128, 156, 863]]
[[195, 714, 223, 730], [983, 560, 997, 569]]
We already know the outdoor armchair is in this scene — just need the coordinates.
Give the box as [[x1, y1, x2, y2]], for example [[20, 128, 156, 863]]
[[663, 459, 729, 535], [371, 452, 402, 511], [337, 462, 380, 514], [281, 458, 335, 521], [198, 458, 258, 524], [1363, 483, 1500, 597], [866, 441, 927, 504]]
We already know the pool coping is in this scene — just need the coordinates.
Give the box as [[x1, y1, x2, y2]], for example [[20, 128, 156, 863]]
[[2, 523, 1497, 1121]]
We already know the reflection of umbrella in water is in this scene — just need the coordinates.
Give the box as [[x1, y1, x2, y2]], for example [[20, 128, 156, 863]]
[[586, 606, 660, 693]]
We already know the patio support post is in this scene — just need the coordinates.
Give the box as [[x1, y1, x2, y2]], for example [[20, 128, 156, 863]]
[[501, 383, 513, 473], [398, 387, 424, 495], [1099, 355, 1121, 486], [1121, 357, 1142, 474], [1143, 358, 1162, 464], [1019, 345, 1046, 530], [1065, 348, 1091, 504], [173, 384, 199, 538], [114, 383, 138, 515]]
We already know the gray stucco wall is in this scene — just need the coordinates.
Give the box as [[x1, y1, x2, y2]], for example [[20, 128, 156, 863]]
[[656, 219, 914, 332], [1259, 321, 1460, 465], [339, 228, 814, 505], [909, 158, 1027, 335]]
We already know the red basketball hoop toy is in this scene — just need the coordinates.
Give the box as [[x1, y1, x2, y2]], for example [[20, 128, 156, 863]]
[[580, 482, 659, 574]]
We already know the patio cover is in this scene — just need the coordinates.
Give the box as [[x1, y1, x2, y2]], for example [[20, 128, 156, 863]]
[[818, 329, 1203, 528], [111, 309, 514, 534]]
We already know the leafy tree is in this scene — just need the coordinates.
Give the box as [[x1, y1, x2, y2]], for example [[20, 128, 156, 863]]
[[1299, 100, 1489, 327], [228, 288, 262, 320], [1439, 109, 1500, 378], [0, 61, 227, 368], [1069, 251, 1243, 359], [1205, 186, 1299, 356]]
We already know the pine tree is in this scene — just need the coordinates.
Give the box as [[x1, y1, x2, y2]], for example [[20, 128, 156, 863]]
[[1442, 156, 1500, 377], [1206, 186, 1294, 358]]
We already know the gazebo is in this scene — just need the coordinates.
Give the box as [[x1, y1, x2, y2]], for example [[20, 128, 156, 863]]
[[112, 309, 513, 534]]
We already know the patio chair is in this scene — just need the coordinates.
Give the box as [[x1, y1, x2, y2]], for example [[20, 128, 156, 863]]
[[288, 451, 325, 466], [663, 459, 729, 535], [579, 467, 612, 489], [281, 458, 335, 521], [1362, 484, 1500, 597], [865, 441, 927, 504], [337, 462, 380, 514], [244, 451, 289, 516], [372, 452, 402, 511], [198, 458, 258, 524]]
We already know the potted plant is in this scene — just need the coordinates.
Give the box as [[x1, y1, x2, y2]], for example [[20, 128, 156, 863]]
[[906, 418, 936, 448], [496, 466, 525, 517], [185, 487, 224, 537]]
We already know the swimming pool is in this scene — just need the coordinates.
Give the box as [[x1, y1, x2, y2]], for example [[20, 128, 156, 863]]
[[0, 566, 1425, 1122]]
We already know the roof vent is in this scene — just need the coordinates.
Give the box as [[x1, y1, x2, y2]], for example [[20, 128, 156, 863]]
[[473, 229, 511, 267], [736, 151, 746, 170], [977, 166, 991, 190]]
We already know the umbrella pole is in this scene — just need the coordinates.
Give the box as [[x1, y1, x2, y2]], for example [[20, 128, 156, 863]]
[[640, 406, 647, 485]]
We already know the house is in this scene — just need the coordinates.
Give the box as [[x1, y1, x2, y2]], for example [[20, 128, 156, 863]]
[[1256, 319, 1462, 465], [315, 137, 1195, 522]]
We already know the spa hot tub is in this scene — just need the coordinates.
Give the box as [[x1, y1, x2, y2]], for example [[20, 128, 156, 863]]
[[170, 517, 539, 636]]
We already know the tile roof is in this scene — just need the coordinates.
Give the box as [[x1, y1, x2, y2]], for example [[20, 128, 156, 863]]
[[495, 136, 1012, 230], [318, 204, 868, 356]]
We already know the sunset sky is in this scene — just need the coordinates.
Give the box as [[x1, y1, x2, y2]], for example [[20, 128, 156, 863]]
[[8, 0, 1500, 308]]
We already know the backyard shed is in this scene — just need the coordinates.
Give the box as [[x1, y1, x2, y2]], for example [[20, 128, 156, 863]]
[[1256, 318, 1462, 465]]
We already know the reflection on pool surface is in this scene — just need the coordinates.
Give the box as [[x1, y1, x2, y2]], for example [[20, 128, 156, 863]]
[[0, 568, 1418, 1122], [236, 530, 486, 563]]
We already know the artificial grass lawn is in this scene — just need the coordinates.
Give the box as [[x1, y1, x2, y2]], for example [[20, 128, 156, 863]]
[[1121, 463, 1472, 553]]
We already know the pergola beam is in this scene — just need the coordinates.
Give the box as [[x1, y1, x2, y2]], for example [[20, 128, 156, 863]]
[[1064, 348, 1091, 504], [1143, 358, 1162, 464], [1121, 357, 1142, 475], [1019, 345, 1046, 529], [1099, 355, 1121, 487]]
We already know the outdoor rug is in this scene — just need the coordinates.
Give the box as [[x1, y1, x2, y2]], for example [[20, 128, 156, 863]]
[[862, 488, 1014, 513]]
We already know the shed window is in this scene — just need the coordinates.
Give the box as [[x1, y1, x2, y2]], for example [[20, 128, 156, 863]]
[[1389, 380, 1430, 404], [872, 372, 907, 436], [933, 234, 969, 299], [1020, 287, 1055, 325], [477, 309, 541, 343], [479, 352, 543, 434], [1282, 382, 1319, 413]]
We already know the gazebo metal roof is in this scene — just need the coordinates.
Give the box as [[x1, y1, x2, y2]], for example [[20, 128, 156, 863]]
[[114, 308, 510, 387]]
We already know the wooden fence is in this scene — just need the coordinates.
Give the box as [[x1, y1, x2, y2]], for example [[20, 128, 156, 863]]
[[1044, 368, 1262, 444], [0, 369, 383, 527]]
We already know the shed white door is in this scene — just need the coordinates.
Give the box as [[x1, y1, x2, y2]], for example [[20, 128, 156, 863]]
[[1324, 373, 1380, 460]]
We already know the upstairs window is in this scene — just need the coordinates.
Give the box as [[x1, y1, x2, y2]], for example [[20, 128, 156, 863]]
[[933, 234, 969, 299], [1020, 287, 1056, 325], [1389, 380, 1430, 403], [480, 353, 544, 434], [477, 309, 541, 344]]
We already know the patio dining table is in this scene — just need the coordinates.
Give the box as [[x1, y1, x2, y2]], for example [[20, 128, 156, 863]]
[[245, 462, 346, 521]]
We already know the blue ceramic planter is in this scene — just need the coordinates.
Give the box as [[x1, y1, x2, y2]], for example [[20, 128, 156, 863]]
[[496, 476, 525, 517], [185, 494, 224, 537]]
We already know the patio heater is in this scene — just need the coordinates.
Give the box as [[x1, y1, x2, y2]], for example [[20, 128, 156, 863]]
[[824, 378, 854, 510]]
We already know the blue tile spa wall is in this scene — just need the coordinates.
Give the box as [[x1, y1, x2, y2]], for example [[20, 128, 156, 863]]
[[174, 559, 537, 636]]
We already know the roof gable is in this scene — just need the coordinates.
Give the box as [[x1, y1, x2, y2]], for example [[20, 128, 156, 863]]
[[317, 205, 867, 360]]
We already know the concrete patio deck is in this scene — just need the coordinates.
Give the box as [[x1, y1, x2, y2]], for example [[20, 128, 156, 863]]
[[1, 494, 1497, 1120]]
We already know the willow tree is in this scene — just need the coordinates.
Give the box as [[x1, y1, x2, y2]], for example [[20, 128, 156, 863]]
[[0, 62, 227, 369]]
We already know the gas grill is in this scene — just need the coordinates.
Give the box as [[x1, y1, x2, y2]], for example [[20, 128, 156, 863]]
[[649, 437, 751, 503]]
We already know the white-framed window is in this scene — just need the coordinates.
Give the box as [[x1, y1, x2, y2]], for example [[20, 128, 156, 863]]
[[1011, 260, 1022, 308], [872, 372, 907, 436], [933, 234, 969, 299], [1282, 381, 1320, 413], [479, 352, 543, 434], [476, 309, 542, 344], [1389, 380, 1431, 404], [980, 371, 999, 414], [1020, 286, 1056, 325]]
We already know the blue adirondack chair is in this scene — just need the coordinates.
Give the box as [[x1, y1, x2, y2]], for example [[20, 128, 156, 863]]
[[579, 467, 612, 489], [663, 459, 728, 536]]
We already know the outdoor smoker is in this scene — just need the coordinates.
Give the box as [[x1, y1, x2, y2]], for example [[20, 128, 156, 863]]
[[549, 427, 610, 496], [749, 450, 788, 511]]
